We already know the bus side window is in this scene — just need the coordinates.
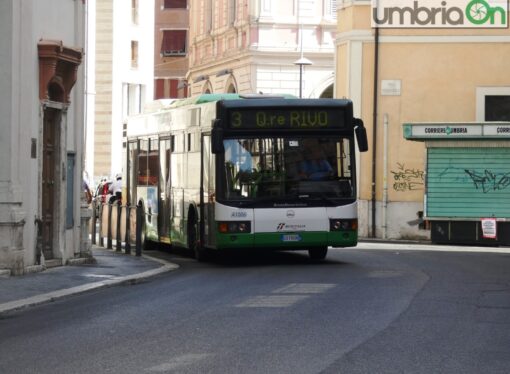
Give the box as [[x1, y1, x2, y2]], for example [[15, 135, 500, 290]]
[[148, 138, 159, 186], [138, 139, 149, 185]]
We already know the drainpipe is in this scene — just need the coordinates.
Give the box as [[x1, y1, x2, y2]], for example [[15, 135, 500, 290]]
[[382, 113, 388, 239], [371, 26, 380, 238]]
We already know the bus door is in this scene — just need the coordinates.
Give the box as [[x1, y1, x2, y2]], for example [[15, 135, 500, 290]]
[[137, 138, 160, 242], [170, 132, 185, 245], [201, 134, 216, 248], [158, 138, 172, 243]]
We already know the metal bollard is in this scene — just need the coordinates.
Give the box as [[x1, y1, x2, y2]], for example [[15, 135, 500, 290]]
[[125, 203, 131, 255], [107, 202, 113, 249], [135, 202, 142, 256], [99, 203, 104, 247], [116, 201, 122, 251], [91, 200, 97, 245]]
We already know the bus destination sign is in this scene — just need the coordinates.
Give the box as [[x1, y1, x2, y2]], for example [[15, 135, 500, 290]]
[[228, 108, 346, 130]]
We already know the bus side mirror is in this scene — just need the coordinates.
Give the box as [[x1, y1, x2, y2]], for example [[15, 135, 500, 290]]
[[354, 119, 368, 152], [211, 124, 224, 154]]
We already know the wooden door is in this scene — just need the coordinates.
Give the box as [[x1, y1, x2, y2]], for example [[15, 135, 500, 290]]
[[41, 108, 60, 260]]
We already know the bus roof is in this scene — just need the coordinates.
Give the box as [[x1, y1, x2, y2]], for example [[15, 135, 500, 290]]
[[169, 93, 297, 108]]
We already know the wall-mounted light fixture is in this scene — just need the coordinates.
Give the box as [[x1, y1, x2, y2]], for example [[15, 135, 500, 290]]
[[177, 80, 188, 89], [216, 69, 233, 77], [193, 75, 208, 83]]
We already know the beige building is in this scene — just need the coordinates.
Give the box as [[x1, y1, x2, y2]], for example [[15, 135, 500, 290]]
[[336, 1, 510, 240], [187, 0, 338, 98]]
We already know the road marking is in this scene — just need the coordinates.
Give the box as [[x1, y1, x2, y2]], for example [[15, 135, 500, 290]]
[[146, 353, 211, 372], [81, 274, 116, 279], [236, 283, 336, 308], [236, 295, 309, 308], [272, 283, 336, 294], [356, 242, 510, 254], [366, 270, 403, 279]]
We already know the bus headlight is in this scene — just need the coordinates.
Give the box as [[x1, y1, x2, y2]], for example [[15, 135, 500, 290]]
[[330, 219, 357, 231], [219, 221, 251, 233]]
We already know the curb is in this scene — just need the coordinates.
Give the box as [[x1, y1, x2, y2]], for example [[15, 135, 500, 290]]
[[0, 269, 10, 278], [356, 241, 510, 253], [0, 254, 179, 316], [359, 238, 432, 245]]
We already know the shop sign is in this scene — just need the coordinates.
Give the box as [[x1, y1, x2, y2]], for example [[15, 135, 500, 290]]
[[371, 0, 508, 29], [404, 124, 482, 138], [481, 218, 497, 239], [403, 123, 510, 139], [483, 124, 510, 136]]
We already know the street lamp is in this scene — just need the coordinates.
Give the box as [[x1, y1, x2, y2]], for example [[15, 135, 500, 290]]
[[294, 56, 312, 98]]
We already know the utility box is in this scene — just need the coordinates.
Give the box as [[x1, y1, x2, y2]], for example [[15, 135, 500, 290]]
[[404, 123, 510, 246]]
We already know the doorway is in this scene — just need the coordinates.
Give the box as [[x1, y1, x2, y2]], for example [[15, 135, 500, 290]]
[[41, 107, 61, 260]]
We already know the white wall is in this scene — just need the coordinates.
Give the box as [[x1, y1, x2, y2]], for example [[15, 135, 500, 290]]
[[85, 0, 97, 185], [0, 0, 86, 273], [110, 0, 154, 177]]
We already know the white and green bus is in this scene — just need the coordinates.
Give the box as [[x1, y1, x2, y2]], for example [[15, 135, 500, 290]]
[[125, 94, 368, 260]]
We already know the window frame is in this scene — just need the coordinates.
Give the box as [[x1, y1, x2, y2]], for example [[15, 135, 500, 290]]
[[476, 87, 510, 121]]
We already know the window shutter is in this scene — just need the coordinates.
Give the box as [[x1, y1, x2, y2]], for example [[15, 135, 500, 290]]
[[161, 30, 187, 55], [169, 79, 179, 98], [155, 79, 165, 99], [164, 0, 187, 8]]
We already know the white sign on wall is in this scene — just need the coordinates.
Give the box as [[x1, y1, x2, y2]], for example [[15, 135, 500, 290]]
[[381, 80, 401, 96], [481, 218, 497, 239]]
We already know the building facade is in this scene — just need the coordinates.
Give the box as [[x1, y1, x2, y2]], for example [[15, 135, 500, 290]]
[[91, 0, 155, 182], [154, 0, 189, 99], [0, 0, 89, 275], [335, 1, 510, 240], [187, 0, 338, 98]]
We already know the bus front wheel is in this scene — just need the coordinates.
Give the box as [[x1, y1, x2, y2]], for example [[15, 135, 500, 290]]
[[308, 247, 328, 260]]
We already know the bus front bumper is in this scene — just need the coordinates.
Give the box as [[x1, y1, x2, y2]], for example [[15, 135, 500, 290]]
[[215, 231, 357, 250]]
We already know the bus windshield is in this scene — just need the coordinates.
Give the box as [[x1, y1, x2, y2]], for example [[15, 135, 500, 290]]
[[221, 137, 354, 203]]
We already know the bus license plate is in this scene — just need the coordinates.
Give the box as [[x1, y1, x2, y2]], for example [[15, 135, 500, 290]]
[[281, 234, 301, 242]]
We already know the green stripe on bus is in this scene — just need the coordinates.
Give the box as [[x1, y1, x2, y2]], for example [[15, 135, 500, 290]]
[[215, 231, 357, 249]]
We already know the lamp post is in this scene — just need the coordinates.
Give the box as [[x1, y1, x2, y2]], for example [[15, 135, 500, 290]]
[[294, 20, 312, 98], [293, 56, 312, 98]]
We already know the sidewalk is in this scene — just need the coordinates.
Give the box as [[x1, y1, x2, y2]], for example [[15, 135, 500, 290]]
[[0, 246, 178, 316]]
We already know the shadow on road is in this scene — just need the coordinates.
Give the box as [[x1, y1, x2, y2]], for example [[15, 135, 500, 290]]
[[146, 243, 350, 268]]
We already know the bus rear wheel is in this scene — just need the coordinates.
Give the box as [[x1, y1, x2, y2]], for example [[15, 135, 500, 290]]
[[308, 247, 328, 260], [137, 202, 150, 251], [188, 216, 207, 261]]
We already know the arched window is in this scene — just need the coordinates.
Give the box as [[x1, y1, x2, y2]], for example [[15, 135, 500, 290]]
[[203, 81, 213, 94], [319, 84, 334, 98]]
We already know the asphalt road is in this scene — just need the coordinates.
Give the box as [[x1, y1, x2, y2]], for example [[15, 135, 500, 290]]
[[1, 244, 510, 374]]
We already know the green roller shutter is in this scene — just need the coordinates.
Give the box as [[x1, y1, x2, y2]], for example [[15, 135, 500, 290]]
[[427, 147, 510, 218]]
